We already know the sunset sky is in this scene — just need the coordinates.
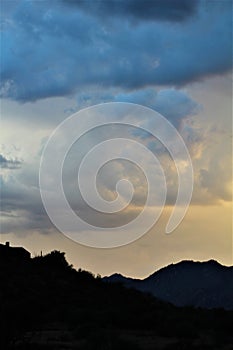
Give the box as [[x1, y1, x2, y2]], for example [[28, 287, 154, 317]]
[[0, 0, 232, 278]]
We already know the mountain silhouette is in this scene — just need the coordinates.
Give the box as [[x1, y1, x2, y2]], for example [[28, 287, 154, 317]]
[[104, 260, 233, 310], [0, 244, 233, 349]]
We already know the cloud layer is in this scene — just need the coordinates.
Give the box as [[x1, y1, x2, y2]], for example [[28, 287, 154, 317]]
[[0, 0, 232, 102], [0, 0, 231, 242]]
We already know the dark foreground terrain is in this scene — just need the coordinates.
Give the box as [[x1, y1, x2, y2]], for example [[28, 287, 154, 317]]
[[0, 249, 233, 350]]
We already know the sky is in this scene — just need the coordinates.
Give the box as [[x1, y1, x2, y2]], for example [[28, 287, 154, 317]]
[[0, 0, 232, 278]]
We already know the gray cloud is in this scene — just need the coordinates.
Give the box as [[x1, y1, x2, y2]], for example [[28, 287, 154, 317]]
[[0, 172, 50, 234], [0, 154, 22, 169], [199, 158, 232, 203]]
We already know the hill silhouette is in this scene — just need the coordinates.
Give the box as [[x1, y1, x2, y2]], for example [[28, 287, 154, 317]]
[[104, 260, 233, 310], [0, 246, 233, 349]]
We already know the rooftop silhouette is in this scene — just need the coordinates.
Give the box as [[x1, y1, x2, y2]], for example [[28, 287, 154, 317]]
[[0, 241, 31, 261]]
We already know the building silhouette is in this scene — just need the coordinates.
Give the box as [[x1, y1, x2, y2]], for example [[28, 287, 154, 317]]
[[0, 242, 31, 261]]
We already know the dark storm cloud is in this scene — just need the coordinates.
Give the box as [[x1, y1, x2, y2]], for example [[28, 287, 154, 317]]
[[0, 154, 22, 169], [0, 0, 232, 102], [64, 0, 199, 22]]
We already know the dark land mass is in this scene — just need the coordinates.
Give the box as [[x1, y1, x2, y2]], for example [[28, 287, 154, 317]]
[[104, 260, 233, 310], [0, 243, 233, 350]]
